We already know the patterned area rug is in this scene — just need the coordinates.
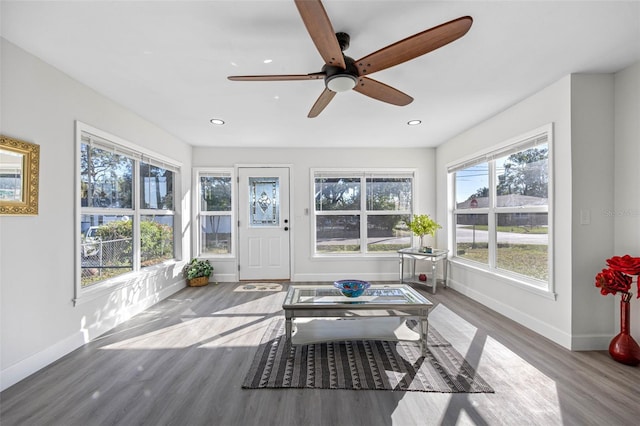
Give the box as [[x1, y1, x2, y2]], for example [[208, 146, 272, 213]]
[[234, 283, 283, 292], [242, 318, 494, 393]]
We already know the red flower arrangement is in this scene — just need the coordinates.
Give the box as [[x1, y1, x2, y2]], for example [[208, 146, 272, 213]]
[[595, 255, 640, 302], [595, 255, 640, 365], [607, 254, 640, 276]]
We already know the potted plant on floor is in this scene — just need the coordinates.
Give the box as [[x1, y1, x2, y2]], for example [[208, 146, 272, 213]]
[[408, 214, 441, 253], [183, 258, 213, 287]]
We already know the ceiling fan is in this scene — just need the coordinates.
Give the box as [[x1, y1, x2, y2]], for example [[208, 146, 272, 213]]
[[228, 0, 473, 118]]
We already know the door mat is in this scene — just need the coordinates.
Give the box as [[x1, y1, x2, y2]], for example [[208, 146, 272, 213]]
[[234, 283, 283, 292]]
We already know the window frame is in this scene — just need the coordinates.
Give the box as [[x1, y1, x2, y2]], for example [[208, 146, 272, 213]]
[[311, 168, 416, 257], [75, 121, 182, 305], [193, 167, 236, 259], [448, 124, 554, 295]]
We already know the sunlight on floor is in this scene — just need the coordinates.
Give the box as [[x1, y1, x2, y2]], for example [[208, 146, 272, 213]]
[[98, 293, 283, 350], [94, 289, 566, 424], [390, 303, 564, 425]]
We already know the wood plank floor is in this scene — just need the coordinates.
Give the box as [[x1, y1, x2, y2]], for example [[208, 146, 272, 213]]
[[2, 282, 639, 426]]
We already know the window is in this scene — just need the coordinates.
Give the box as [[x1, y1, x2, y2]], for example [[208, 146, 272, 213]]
[[449, 126, 551, 288], [77, 123, 180, 292], [313, 170, 414, 255], [196, 169, 233, 256]]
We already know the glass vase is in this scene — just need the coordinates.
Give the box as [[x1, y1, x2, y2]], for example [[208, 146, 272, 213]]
[[608, 298, 640, 366]]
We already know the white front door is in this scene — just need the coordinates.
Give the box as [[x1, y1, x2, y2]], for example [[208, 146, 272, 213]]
[[238, 167, 291, 281]]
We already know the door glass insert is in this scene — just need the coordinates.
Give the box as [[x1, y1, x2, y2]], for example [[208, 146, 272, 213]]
[[249, 177, 279, 226]]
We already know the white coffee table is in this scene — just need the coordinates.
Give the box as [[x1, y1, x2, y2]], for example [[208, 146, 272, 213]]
[[282, 284, 433, 354]]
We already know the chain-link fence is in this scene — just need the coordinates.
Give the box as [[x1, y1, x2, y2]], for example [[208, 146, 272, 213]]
[[81, 238, 133, 285]]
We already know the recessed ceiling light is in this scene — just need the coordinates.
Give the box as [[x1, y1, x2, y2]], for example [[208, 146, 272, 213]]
[[407, 120, 422, 126], [263, 59, 273, 64], [210, 118, 225, 125]]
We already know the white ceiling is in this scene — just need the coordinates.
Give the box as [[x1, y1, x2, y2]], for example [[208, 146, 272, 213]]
[[2, 1, 639, 149]]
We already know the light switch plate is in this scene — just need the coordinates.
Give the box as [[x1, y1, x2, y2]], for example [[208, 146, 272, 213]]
[[580, 209, 591, 225]]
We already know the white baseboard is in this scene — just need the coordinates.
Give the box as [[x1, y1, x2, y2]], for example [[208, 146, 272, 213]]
[[291, 272, 399, 282], [570, 334, 611, 351], [447, 278, 573, 349], [0, 280, 185, 392], [0, 329, 87, 392], [189, 272, 401, 283], [212, 273, 239, 282]]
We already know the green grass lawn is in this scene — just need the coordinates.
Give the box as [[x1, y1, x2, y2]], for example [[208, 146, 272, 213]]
[[463, 225, 548, 234], [457, 243, 548, 281]]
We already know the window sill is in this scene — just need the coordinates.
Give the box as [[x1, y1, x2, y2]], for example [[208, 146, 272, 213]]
[[74, 260, 184, 306], [197, 254, 235, 260], [311, 252, 401, 261], [449, 258, 557, 300]]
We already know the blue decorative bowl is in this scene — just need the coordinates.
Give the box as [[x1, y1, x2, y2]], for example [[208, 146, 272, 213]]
[[334, 280, 371, 298]]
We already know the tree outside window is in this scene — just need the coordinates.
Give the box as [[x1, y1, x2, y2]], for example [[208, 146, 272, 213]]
[[79, 133, 177, 288], [452, 131, 550, 286], [314, 172, 413, 254], [198, 171, 233, 255]]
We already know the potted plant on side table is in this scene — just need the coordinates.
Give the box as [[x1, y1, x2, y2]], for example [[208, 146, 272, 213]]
[[408, 214, 441, 253], [183, 258, 213, 287]]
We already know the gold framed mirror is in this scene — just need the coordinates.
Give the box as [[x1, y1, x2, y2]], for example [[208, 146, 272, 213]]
[[1, 135, 40, 215]]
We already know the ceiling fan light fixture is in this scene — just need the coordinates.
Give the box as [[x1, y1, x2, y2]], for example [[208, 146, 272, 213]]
[[326, 74, 357, 92], [228, 1, 473, 118]]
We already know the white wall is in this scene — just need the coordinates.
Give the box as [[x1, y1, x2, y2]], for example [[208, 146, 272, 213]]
[[436, 67, 640, 350], [0, 39, 192, 391], [192, 147, 436, 282], [570, 74, 616, 347], [614, 62, 640, 343], [436, 76, 575, 348]]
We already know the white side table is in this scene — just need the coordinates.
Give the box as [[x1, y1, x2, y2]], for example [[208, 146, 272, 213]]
[[398, 248, 449, 294]]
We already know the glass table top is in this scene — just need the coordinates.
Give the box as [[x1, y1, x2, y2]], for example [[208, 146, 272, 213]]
[[397, 248, 449, 258], [283, 284, 432, 308]]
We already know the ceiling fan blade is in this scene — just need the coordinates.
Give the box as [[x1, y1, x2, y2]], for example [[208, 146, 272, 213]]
[[355, 16, 473, 76], [294, 0, 346, 69], [308, 88, 336, 118], [228, 73, 324, 81], [353, 77, 413, 106]]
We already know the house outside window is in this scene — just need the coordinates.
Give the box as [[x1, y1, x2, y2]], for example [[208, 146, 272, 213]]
[[77, 123, 180, 292], [195, 169, 234, 257], [312, 170, 414, 255], [449, 125, 552, 289]]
